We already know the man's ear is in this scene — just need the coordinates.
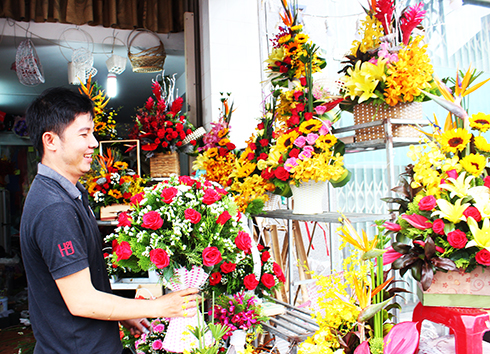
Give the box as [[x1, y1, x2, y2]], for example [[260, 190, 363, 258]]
[[42, 131, 59, 153]]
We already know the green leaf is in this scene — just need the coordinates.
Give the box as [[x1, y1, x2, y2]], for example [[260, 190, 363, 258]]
[[358, 298, 392, 322]]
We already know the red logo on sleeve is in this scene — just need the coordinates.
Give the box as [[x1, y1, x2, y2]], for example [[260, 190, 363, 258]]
[[58, 241, 75, 257]]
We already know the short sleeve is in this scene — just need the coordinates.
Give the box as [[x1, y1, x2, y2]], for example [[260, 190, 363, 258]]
[[33, 202, 90, 279]]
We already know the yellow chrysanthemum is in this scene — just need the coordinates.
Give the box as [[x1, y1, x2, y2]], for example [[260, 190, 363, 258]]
[[438, 128, 472, 153], [298, 120, 323, 134], [470, 112, 490, 133], [460, 153, 486, 177], [474, 135, 490, 152], [276, 130, 300, 151]]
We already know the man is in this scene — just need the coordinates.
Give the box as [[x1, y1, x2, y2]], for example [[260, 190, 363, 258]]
[[20, 87, 198, 353]]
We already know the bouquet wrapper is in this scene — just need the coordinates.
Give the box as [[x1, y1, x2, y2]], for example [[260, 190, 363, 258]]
[[162, 265, 211, 352]]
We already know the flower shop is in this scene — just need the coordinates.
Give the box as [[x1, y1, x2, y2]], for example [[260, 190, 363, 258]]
[[1, 0, 490, 354]]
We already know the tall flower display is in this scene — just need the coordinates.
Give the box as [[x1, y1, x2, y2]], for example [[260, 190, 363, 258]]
[[339, 1, 436, 111], [381, 68, 490, 290]]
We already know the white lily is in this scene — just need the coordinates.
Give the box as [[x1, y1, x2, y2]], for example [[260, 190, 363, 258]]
[[440, 172, 474, 198]]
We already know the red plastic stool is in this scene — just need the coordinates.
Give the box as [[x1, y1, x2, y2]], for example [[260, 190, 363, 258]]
[[412, 301, 490, 354]]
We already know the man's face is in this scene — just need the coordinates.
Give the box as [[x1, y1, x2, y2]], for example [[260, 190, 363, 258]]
[[56, 112, 98, 184]]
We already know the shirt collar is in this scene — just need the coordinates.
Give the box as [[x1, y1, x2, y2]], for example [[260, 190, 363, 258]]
[[37, 163, 84, 200]]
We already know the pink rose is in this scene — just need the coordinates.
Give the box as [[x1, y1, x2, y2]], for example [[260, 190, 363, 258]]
[[179, 175, 195, 186], [418, 195, 437, 211], [293, 136, 306, 148], [284, 157, 298, 172], [299, 150, 312, 160], [184, 208, 202, 224], [303, 145, 314, 153], [432, 219, 446, 235], [314, 106, 327, 116], [216, 211, 232, 225], [161, 187, 178, 203], [202, 247, 222, 267], [130, 192, 144, 206], [220, 261, 236, 274], [446, 169, 458, 179], [244, 274, 259, 290], [149, 248, 170, 269], [464, 206, 482, 222], [447, 230, 467, 249], [261, 273, 276, 289], [116, 241, 132, 261], [306, 133, 319, 145], [235, 231, 252, 253], [152, 339, 163, 350], [142, 211, 164, 230], [202, 188, 221, 205], [117, 212, 132, 227], [476, 249, 490, 266]]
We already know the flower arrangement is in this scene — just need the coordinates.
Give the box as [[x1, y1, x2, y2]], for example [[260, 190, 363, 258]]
[[79, 76, 118, 139], [339, 1, 436, 111], [129, 75, 199, 159], [213, 291, 268, 340], [81, 148, 146, 213], [298, 217, 418, 354], [133, 318, 170, 354], [381, 68, 490, 290]]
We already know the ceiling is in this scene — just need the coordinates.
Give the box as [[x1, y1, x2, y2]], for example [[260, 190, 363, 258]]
[[0, 19, 186, 132]]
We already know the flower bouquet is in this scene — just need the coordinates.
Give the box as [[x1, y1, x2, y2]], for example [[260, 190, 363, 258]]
[[129, 75, 201, 160], [79, 76, 118, 139], [380, 68, 490, 294], [339, 0, 436, 111], [80, 148, 146, 215], [213, 291, 269, 340], [132, 318, 170, 354]]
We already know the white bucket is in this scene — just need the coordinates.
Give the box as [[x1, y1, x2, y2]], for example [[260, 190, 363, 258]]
[[290, 180, 327, 214]]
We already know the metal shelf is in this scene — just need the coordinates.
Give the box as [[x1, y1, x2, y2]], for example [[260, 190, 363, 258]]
[[257, 209, 390, 223]]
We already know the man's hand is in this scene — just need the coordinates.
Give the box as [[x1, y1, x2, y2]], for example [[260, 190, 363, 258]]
[[154, 288, 199, 318], [120, 318, 150, 336]]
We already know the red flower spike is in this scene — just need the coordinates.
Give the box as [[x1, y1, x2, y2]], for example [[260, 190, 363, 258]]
[[375, 0, 395, 34], [400, 3, 426, 45]]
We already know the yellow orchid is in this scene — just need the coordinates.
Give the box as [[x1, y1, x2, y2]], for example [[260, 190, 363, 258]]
[[432, 198, 470, 224], [467, 218, 490, 251]]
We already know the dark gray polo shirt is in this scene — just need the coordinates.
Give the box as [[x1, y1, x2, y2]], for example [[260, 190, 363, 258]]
[[20, 164, 122, 354]]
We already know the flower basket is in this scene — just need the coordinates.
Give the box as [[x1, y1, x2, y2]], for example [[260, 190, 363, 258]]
[[150, 151, 180, 178], [417, 267, 490, 308], [127, 29, 166, 73], [290, 180, 327, 214], [353, 102, 424, 142]]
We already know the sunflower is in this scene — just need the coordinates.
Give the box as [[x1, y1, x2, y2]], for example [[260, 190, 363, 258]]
[[316, 134, 337, 150], [438, 128, 471, 153], [205, 147, 219, 158], [114, 161, 128, 170], [285, 42, 300, 56], [474, 135, 490, 152], [470, 112, 490, 133], [278, 34, 291, 45], [277, 130, 300, 151], [295, 33, 308, 44], [218, 138, 230, 146], [460, 153, 486, 176], [299, 120, 323, 134]]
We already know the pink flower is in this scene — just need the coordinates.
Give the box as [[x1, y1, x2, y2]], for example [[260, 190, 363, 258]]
[[314, 106, 327, 115], [447, 230, 467, 249], [293, 136, 307, 148], [383, 221, 401, 232], [382, 246, 403, 265], [216, 211, 232, 225], [117, 212, 132, 227], [142, 211, 164, 230], [161, 187, 178, 204], [298, 150, 312, 160], [202, 188, 221, 205], [383, 321, 419, 354], [152, 339, 163, 350], [401, 214, 433, 230], [184, 208, 202, 224], [284, 157, 298, 172], [400, 3, 426, 45], [432, 219, 445, 235], [116, 241, 132, 261], [354, 341, 370, 354], [418, 195, 437, 211], [153, 324, 165, 332], [306, 133, 319, 145], [446, 169, 458, 180]]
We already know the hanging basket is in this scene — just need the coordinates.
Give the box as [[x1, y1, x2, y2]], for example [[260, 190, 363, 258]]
[[353, 102, 423, 142], [127, 29, 166, 73], [150, 151, 180, 178], [290, 180, 327, 214], [15, 39, 45, 86]]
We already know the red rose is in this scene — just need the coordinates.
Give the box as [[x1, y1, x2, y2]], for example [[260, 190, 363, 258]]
[[142, 211, 164, 230], [485, 176, 490, 188], [220, 261, 236, 274], [279, 65, 288, 73], [185, 208, 202, 224], [296, 103, 305, 112], [117, 212, 132, 227], [130, 192, 144, 205], [418, 195, 437, 211], [244, 274, 259, 290], [304, 112, 313, 120], [447, 230, 468, 249], [249, 143, 257, 150], [259, 139, 268, 147], [464, 206, 482, 222], [209, 272, 222, 285], [288, 115, 300, 126], [116, 241, 132, 261], [476, 249, 490, 266], [261, 250, 271, 263], [283, 56, 292, 65], [273, 262, 286, 282], [257, 244, 264, 251], [161, 187, 178, 204], [179, 175, 195, 186], [289, 148, 300, 158], [257, 123, 264, 130], [122, 192, 132, 199], [299, 77, 307, 86], [149, 248, 170, 269], [261, 273, 276, 289], [432, 219, 446, 235], [112, 239, 119, 253], [274, 166, 290, 181], [235, 231, 252, 253], [202, 246, 222, 267], [202, 189, 221, 205], [258, 153, 268, 161], [247, 153, 255, 161], [216, 211, 232, 225], [261, 168, 275, 180], [219, 148, 228, 157], [226, 143, 236, 150]]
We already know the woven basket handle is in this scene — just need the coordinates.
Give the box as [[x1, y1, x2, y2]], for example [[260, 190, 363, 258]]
[[127, 28, 163, 55]]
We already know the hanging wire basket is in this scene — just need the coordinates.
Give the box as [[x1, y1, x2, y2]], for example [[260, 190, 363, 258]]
[[127, 29, 166, 73], [15, 39, 45, 86]]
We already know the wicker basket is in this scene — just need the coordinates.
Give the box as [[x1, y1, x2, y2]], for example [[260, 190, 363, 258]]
[[127, 29, 166, 73], [353, 102, 423, 142], [150, 152, 180, 178]]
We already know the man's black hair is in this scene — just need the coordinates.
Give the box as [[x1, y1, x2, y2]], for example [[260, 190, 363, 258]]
[[25, 87, 94, 157]]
